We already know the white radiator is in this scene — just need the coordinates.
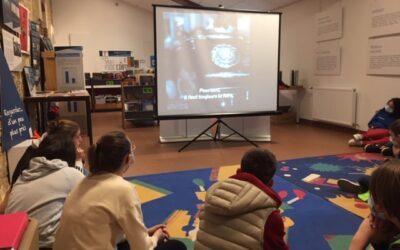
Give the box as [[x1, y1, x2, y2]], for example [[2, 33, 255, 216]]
[[312, 86, 357, 127]]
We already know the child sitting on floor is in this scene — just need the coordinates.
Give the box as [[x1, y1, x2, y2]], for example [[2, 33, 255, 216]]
[[365, 119, 400, 157], [349, 160, 400, 250], [195, 148, 288, 250], [349, 98, 400, 147], [339, 120, 400, 195]]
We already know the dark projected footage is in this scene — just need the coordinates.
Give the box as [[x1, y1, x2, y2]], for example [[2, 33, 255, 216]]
[[156, 7, 280, 118], [163, 12, 250, 112]]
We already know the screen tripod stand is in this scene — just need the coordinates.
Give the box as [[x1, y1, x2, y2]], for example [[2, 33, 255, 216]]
[[178, 118, 259, 152]]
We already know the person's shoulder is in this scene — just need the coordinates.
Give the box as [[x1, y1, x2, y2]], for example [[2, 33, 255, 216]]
[[116, 178, 136, 192], [102, 177, 138, 204], [61, 166, 85, 180], [99, 174, 134, 190]]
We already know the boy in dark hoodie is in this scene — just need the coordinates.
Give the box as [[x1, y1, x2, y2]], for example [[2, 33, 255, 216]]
[[195, 148, 288, 250]]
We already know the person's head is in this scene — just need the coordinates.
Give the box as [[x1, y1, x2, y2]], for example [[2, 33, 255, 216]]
[[11, 131, 78, 186], [47, 119, 82, 148], [386, 98, 400, 118], [34, 134, 76, 166], [88, 131, 134, 175], [389, 120, 400, 147], [370, 160, 400, 228], [240, 148, 277, 185]]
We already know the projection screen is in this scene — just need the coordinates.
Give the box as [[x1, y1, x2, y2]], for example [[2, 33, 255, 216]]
[[155, 6, 281, 119]]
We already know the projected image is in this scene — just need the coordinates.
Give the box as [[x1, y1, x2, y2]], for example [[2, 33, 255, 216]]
[[163, 12, 250, 75], [211, 44, 238, 69], [162, 12, 253, 112], [156, 7, 280, 117]]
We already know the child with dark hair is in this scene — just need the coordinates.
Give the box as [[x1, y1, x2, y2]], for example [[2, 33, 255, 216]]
[[365, 119, 400, 157], [45, 119, 86, 173], [54, 131, 186, 250], [349, 98, 400, 147], [11, 119, 86, 186], [350, 160, 400, 250], [195, 148, 288, 250], [5, 135, 84, 248]]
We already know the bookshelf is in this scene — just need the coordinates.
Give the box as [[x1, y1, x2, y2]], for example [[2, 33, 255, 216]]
[[121, 74, 156, 128], [85, 78, 122, 112]]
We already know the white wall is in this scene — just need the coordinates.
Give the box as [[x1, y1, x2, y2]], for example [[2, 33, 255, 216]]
[[52, 0, 154, 73], [278, 0, 400, 131]]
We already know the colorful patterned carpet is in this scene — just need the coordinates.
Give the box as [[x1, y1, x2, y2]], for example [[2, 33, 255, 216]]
[[126, 152, 384, 249], [276, 152, 384, 218]]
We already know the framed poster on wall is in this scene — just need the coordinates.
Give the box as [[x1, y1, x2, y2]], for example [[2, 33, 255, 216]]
[[19, 3, 29, 54], [2, 28, 23, 72], [23, 67, 36, 96], [30, 21, 41, 85], [1, 0, 21, 33]]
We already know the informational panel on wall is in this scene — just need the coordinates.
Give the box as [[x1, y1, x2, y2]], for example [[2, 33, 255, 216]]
[[99, 50, 132, 72], [315, 41, 341, 75], [1, 28, 22, 72], [369, 0, 400, 38], [155, 6, 280, 119], [315, 2, 343, 42], [367, 36, 400, 75], [0, 48, 32, 151]]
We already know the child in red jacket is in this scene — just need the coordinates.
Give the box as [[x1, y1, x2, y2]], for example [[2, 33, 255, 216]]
[[195, 148, 288, 250], [349, 98, 400, 147]]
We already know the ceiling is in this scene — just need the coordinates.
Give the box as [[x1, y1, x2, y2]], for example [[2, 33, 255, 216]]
[[120, 0, 301, 12]]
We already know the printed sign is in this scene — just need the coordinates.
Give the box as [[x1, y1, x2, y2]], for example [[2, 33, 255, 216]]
[[0, 48, 32, 150], [99, 50, 132, 71], [315, 2, 343, 42]]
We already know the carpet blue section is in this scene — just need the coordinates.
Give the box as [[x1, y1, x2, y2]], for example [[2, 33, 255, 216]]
[[274, 176, 361, 249], [276, 153, 383, 199], [128, 161, 365, 250], [127, 168, 213, 230]]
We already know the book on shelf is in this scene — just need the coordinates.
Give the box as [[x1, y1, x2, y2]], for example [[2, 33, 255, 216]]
[[142, 99, 154, 111], [124, 102, 141, 112]]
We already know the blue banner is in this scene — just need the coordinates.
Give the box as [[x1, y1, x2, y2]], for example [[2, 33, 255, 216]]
[[0, 48, 32, 150]]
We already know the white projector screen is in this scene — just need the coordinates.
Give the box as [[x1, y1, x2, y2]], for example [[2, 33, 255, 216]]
[[155, 6, 281, 119]]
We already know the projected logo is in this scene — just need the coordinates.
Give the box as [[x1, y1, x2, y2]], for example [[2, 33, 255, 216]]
[[211, 44, 239, 69]]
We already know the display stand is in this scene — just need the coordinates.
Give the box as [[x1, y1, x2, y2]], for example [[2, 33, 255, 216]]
[[178, 117, 259, 152]]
